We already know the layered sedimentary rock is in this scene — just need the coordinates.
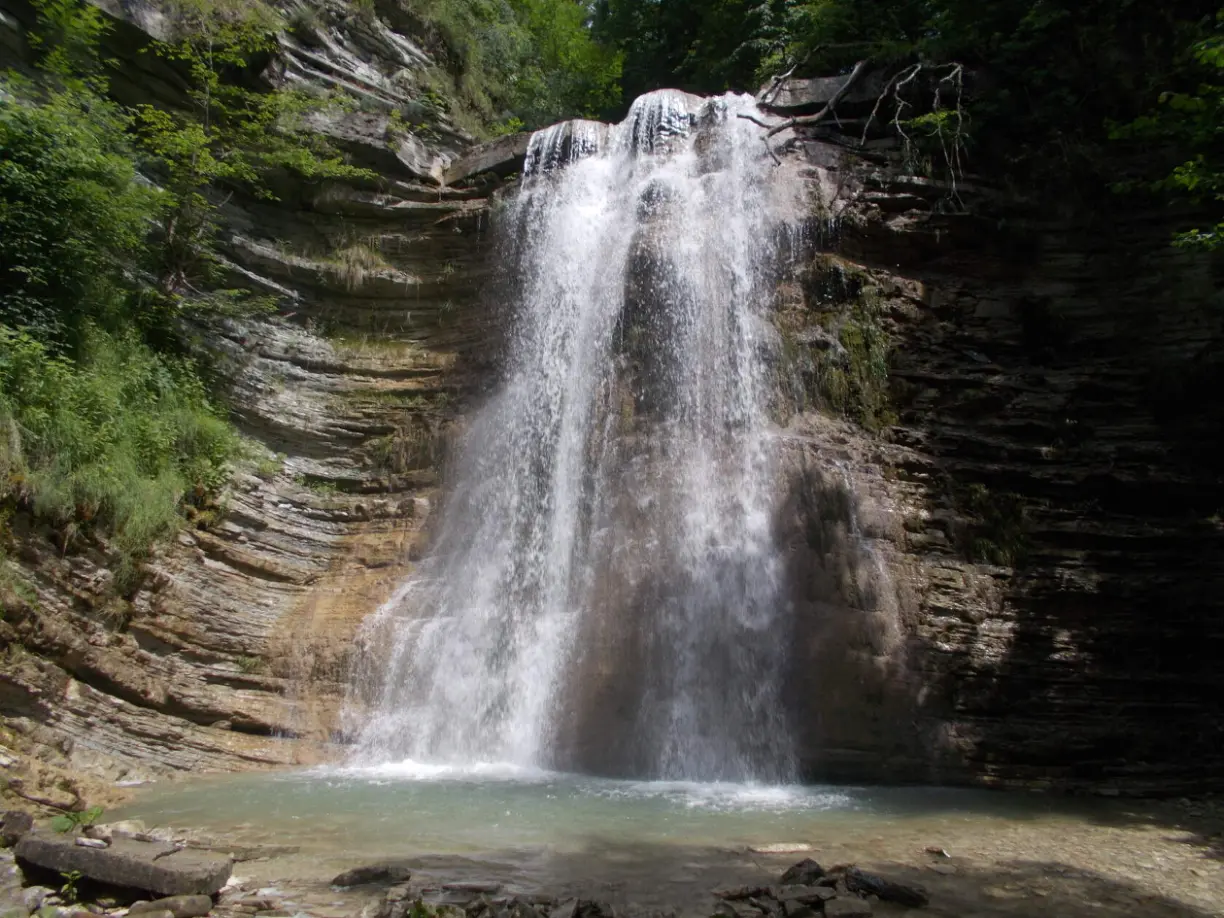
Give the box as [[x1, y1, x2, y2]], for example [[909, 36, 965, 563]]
[[0, 0, 1220, 801], [0, 0, 507, 799], [772, 127, 1224, 793]]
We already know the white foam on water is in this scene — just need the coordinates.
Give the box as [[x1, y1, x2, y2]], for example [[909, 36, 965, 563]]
[[594, 779, 855, 813], [327, 759, 554, 783]]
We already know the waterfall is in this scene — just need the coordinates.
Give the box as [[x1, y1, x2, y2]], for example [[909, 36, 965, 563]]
[[350, 91, 807, 782]]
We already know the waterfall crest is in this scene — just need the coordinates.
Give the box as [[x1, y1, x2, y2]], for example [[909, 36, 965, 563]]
[[350, 91, 806, 782]]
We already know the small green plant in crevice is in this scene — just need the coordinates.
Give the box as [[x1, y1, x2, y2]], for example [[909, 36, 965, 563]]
[[235, 655, 266, 674], [254, 453, 286, 479], [956, 482, 1030, 566], [323, 241, 394, 292], [348, 0, 377, 25], [58, 869, 84, 904], [50, 805, 103, 834], [782, 257, 895, 432], [293, 473, 340, 495], [287, 3, 323, 45], [367, 422, 436, 474]]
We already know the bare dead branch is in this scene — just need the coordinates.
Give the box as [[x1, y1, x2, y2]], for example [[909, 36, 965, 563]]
[[889, 63, 924, 150], [736, 113, 783, 130], [6, 779, 78, 812], [859, 62, 922, 146], [763, 59, 870, 140], [758, 62, 800, 106]]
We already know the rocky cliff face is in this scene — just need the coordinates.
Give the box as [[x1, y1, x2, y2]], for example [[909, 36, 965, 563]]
[[772, 112, 1224, 794], [0, 0, 511, 805], [1, 1, 1220, 803]]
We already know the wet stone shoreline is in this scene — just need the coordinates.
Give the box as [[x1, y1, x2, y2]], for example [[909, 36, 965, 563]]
[[3, 801, 1223, 918]]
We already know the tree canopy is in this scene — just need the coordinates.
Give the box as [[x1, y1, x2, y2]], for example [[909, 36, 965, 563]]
[[591, 0, 1223, 240]]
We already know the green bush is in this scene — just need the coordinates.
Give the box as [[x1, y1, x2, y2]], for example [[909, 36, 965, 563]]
[[0, 88, 162, 348], [406, 0, 622, 130], [0, 327, 236, 575]]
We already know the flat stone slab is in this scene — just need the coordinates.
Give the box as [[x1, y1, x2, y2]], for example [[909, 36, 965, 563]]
[[16, 831, 231, 896], [441, 133, 531, 186]]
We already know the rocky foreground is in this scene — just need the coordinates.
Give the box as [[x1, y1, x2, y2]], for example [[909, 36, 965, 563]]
[[3, 805, 1223, 918], [1, 812, 921, 918]]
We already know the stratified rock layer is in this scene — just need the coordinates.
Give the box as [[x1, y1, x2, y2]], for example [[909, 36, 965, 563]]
[[771, 130, 1224, 794], [0, 0, 1218, 800], [0, 0, 501, 796]]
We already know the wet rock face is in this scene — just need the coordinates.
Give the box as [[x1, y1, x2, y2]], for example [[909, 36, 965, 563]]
[[774, 132, 1224, 794]]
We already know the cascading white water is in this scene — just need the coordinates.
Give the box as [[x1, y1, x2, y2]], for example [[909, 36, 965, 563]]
[[350, 91, 806, 782]]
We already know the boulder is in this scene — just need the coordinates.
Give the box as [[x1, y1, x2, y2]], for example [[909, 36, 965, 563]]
[[22, 887, 54, 912], [775, 886, 835, 905], [843, 869, 927, 908], [1, 849, 24, 899], [778, 860, 825, 887], [331, 864, 411, 887], [757, 71, 889, 115], [441, 133, 531, 186], [15, 831, 231, 897], [129, 896, 213, 918], [0, 812, 33, 848]]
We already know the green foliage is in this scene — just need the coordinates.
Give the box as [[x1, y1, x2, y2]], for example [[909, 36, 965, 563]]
[[57, 870, 84, 904], [133, 0, 374, 300], [784, 258, 894, 432], [0, 86, 163, 348], [293, 473, 340, 495], [0, 328, 236, 578], [1114, 8, 1224, 249], [957, 483, 1029, 567], [26, 0, 114, 89], [406, 0, 622, 130], [592, 0, 1216, 211], [49, 806, 103, 834]]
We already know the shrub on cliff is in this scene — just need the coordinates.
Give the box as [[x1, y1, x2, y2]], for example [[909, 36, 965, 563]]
[[406, 0, 623, 130], [0, 87, 161, 349], [0, 327, 235, 582]]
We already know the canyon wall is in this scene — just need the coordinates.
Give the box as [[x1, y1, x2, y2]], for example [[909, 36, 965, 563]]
[[0, 0, 1221, 802], [775, 123, 1224, 794], [0, 0, 506, 805]]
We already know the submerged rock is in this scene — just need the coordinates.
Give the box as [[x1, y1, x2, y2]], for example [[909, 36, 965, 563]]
[[843, 868, 927, 908], [15, 831, 231, 897], [331, 864, 412, 887], [778, 861, 825, 887]]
